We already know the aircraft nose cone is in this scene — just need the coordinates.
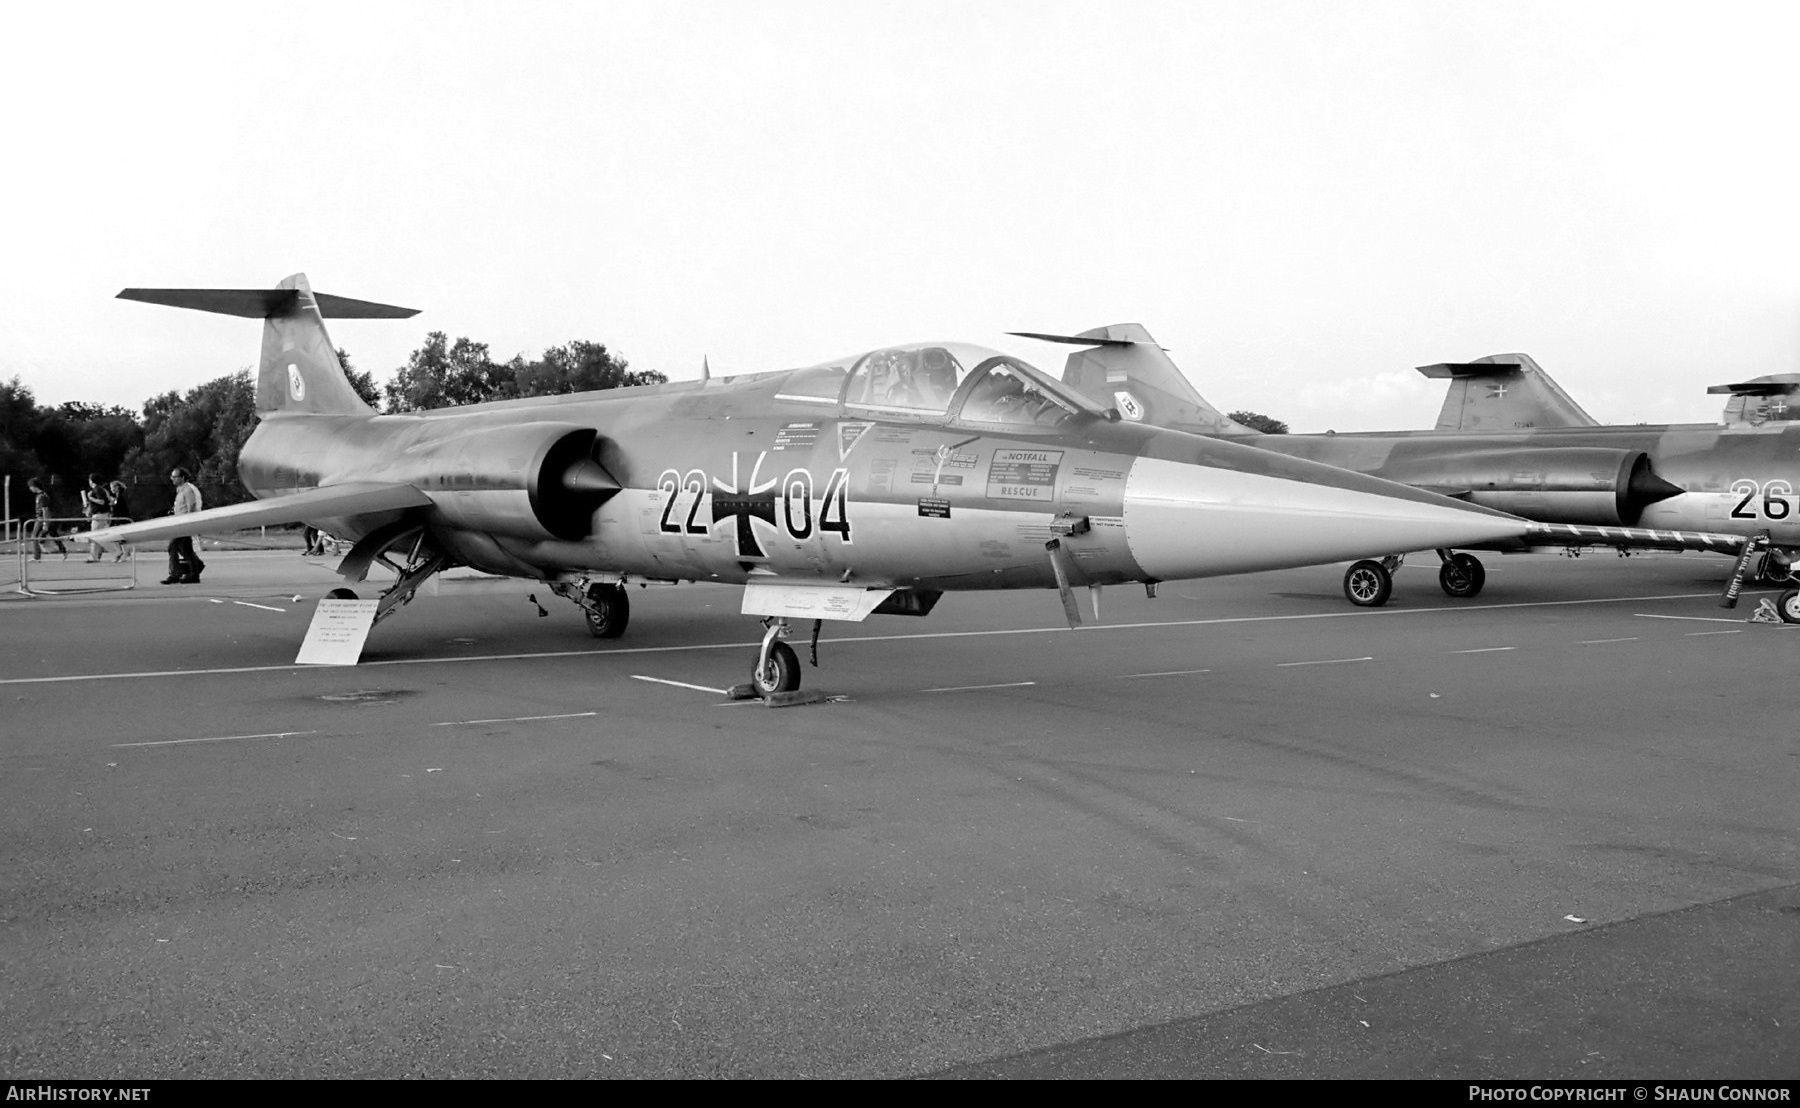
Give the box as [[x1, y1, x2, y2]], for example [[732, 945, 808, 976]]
[[1122, 452, 1528, 581]]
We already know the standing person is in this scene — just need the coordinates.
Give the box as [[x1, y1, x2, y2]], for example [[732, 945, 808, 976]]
[[107, 480, 129, 560], [82, 473, 114, 561], [25, 477, 67, 560], [163, 468, 206, 585]]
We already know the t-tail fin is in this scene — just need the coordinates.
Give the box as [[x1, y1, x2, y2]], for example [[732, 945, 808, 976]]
[[1418, 353, 1597, 431], [118, 273, 418, 416], [1707, 374, 1800, 426], [1010, 324, 1252, 434]]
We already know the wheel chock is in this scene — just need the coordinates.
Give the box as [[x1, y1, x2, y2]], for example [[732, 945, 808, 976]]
[[762, 690, 831, 708]]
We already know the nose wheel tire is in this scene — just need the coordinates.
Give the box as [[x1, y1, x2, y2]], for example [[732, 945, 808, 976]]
[[325, 588, 359, 600], [1343, 559, 1394, 607], [584, 583, 630, 639], [1778, 588, 1800, 624], [1438, 553, 1486, 598], [752, 640, 801, 696]]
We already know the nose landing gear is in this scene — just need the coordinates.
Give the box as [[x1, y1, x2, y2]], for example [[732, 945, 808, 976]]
[[1437, 550, 1487, 598], [1344, 550, 1488, 607], [751, 619, 802, 696], [1343, 556, 1399, 607]]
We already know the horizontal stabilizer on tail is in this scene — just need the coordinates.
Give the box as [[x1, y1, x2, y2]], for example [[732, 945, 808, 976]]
[[86, 482, 434, 546], [1012, 325, 1252, 434], [121, 273, 416, 417], [1706, 373, 1800, 425], [118, 288, 418, 319], [1008, 330, 1135, 348], [1416, 362, 1524, 377], [1418, 353, 1597, 431]]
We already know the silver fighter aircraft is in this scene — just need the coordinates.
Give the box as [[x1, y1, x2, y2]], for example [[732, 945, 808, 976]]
[[92, 274, 1533, 694], [1023, 325, 1800, 622]]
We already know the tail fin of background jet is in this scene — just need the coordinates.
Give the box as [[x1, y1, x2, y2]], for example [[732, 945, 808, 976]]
[[1707, 374, 1800, 426], [118, 273, 418, 416], [1418, 353, 1597, 432], [1010, 325, 1253, 434]]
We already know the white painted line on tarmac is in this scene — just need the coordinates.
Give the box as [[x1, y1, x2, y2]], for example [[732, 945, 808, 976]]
[[1450, 646, 1515, 654], [1686, 629, 1744, 637], [1635, 613, 1745, 624], [1578, 637, 1640, 645], [1118, 669, 1212, 678], [849, 591, 1722, 645], [433, 712, 598, 727], [0, 589, 1738, 688], [631, 676, 728, 695], [114, 730, 320, 748], [922, 681, 1037, 693], [1276, 657, 1372, 668], [232, 600, 287, 613]]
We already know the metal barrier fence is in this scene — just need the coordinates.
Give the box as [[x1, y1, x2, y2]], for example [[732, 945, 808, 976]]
[[8, 516, 138, 595]]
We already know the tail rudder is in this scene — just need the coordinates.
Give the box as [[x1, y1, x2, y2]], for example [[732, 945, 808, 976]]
[[1011, 324, 1252, 434], [1419, 353, 1597, 431], [118, 273, 418, 416], [1707, 374, 1800, 426]]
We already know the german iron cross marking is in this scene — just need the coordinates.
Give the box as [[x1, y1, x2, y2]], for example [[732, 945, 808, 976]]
[[712, 451, 779, 559]]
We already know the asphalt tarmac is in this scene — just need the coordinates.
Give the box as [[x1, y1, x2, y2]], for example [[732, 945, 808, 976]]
[[1, 546, 1795, 1078]]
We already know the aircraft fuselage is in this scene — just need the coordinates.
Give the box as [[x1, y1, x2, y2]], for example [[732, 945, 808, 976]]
[[1226, 423, 1800, 550], [240, 367, 1526, 593]]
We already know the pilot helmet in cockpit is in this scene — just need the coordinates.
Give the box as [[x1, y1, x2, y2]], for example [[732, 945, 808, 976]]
[[916, 347, 956, 405]]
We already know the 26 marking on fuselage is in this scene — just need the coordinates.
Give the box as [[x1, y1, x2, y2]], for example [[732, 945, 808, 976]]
[[1728, 478, 1795, 521]]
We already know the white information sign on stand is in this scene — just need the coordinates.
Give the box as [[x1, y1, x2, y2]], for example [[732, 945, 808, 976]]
[[296, 599, 381, 665]]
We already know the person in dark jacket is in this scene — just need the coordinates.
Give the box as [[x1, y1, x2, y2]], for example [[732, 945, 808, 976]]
[[163, 468, 206, 584]]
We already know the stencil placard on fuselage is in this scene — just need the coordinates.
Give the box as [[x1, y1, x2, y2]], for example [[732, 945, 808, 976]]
[[986, 449, 1064, 502], [773, 422, 821, 451], [837, 421, 874, 459], [910, 449, 965, 487]]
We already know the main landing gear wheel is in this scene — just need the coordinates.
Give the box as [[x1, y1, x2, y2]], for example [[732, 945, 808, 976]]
[[1438, 553, 1486, 598], [1778, 588, 1800, 624], [325, 588, 359, 600], [1753, 554, 1797, 587], [752, 640, 801, 696], [584, 583, 630, 639], [1343, 559, 1393, 607]]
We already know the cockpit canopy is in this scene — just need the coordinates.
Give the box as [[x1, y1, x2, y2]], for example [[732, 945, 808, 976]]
[[774, 341, 1093, 429]]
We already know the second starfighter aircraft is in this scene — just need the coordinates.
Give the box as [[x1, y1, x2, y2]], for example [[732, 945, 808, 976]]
[[93, 274, 1532, 693], [1022, 325, 1800, 621]]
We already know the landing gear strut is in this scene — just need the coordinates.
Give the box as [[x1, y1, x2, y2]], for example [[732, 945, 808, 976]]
[[1437, 550, 1486, 598], [325, 527, 453, 626]]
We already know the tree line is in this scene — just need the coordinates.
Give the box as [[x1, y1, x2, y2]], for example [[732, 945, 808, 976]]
[[3, 334, 664, 521]]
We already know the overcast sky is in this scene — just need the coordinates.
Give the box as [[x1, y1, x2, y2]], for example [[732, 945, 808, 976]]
[[3, 1, 1796, 431]]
